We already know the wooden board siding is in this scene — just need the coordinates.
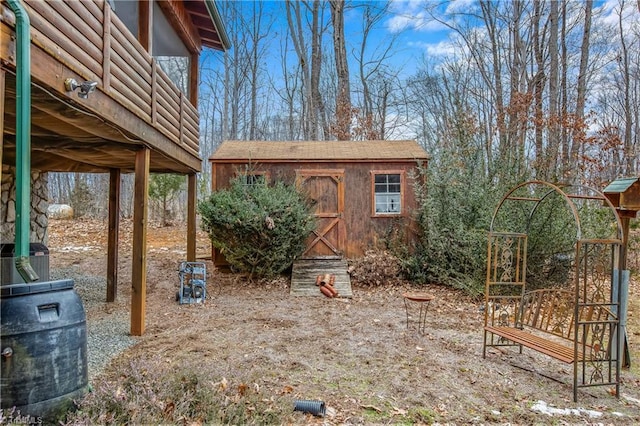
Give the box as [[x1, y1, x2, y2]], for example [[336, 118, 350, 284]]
[[290, 259, 352, 298], [296, 170, 346, 258], [210, 141, 428, 261]]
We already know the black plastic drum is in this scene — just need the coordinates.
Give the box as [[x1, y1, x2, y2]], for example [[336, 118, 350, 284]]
[[1, 279, 88, 422]]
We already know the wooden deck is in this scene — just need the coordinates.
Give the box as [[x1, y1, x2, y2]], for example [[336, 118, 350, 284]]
[[290, 259, 352, 298]]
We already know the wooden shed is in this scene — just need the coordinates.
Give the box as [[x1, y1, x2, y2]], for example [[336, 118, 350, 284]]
[[209, 140, 429, 265]]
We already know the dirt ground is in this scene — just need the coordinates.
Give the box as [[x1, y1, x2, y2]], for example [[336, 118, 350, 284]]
[[48, 218, 640, 424]]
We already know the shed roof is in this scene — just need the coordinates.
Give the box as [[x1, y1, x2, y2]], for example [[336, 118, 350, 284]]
[[210, 140, 429, 162], [603, 177, 639, 194]]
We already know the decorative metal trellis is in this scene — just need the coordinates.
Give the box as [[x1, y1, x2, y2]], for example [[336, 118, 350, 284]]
[[483, 181, 624, 401]]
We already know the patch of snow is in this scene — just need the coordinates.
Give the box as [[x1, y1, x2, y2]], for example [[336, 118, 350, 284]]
[[531, 400, 603, 418], [623, 394, 640, 406]]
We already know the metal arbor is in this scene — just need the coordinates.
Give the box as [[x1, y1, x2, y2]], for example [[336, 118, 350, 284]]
[[483, 181, 624, 401]]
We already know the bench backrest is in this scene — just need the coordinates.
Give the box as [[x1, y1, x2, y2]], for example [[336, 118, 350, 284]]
[[519, 288, 613, 344], [519, 289, 574, 340]]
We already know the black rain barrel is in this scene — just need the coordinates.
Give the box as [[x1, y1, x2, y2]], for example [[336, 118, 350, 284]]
[[1, 279, 88, 422]]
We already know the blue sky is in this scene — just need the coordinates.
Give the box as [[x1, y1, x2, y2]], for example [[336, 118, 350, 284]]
[[202, 0, 639, 97]]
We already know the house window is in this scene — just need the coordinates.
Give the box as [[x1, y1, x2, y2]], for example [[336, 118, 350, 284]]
[[372, 172, 404, 215]]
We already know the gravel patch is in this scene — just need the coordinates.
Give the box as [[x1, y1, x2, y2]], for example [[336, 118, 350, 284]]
[[51, 267, 138, 379]]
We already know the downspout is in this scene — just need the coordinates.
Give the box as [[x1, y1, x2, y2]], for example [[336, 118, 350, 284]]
[[8, 0, 38, 282]]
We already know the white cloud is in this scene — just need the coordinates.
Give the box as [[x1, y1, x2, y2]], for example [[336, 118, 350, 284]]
[[595, 0, 640, 32], [386, 11, 447, 33], [444, 0, 477, 14], [386, 0, 447, 33], [424, 40, 459, 57]]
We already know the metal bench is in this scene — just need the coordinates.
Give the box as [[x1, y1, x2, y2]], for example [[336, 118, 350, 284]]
[[484, 182, 623, 403], [483, 287, 619, 401]]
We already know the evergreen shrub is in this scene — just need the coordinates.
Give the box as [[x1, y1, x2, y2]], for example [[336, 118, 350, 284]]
[[198, 176, 316, 278], [397, 165, 494, 297]]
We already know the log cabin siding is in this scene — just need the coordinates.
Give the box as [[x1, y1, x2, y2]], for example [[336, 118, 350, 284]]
[[1, 0, 202, 170]]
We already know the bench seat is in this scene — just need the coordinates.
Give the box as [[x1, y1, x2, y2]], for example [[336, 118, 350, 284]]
[[485, 325, 583, 363]]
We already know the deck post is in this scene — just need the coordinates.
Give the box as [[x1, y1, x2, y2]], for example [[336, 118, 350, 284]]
[[189, 52, 199, 106], [138, 0, 153, 53], [107, 168, 121, 302], [0, 69, 4, 173], [131, 148, 150, 336], [187, 173, 197, 262]]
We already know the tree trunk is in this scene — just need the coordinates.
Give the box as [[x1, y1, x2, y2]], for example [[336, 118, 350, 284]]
[[618, 0, 634, 175], [479, 0, 507, 177], [330, 0, 350, 140], [532, 0, 546, 179], [285, 0, 325, 140], [569, 0, 593, 181], [548, 0, 560, 178], [310, 0, 326, 140]]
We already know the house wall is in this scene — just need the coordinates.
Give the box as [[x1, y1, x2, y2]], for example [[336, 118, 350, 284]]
[[210, 160, 424, 260], [1, 165, 49, 244]]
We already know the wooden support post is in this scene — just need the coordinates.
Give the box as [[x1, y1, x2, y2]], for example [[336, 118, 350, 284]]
[[107, 168, 121, 302], [189, 52, 199, 107], [131, 148, 150, 336], [187, 173, 197, 262], [0, 69, 4, 175], [102, 2, 111, 90], [138, 0, 153, 53], [210, 163, 217, 263]]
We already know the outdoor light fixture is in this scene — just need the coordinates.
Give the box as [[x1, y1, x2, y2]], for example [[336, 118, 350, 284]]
[[64, 78, 98, 99]]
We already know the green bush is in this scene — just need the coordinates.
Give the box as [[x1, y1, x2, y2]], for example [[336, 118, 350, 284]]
[[148, 173, 184, 226], [198, 176, 316, 278]]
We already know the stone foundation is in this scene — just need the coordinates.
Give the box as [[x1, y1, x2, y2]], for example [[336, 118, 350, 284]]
[[1, 165, 49, 244]]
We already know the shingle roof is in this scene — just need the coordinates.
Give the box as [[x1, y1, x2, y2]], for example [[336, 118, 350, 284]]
[[210, 140, 429, 162]]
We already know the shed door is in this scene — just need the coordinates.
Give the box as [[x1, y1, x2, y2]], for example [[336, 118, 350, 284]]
[[296, 170, 345, 259]]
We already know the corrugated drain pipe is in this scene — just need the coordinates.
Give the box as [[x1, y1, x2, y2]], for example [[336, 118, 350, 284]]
[[8, 0, 38, 282]]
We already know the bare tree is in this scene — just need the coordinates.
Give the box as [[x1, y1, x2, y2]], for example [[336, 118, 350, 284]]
[[329, 0, 350, 140], [285, 0, 329, 140], [618, 0, 635, 175], [567, 0, 593, 181], [547, 0, 561, 178], [354, 2, 400, 140]]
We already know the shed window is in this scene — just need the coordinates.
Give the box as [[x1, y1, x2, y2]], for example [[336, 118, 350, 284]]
[[236, 171, 269, 187], [372, 172, 403, 215], [244, 174, 266, 186]]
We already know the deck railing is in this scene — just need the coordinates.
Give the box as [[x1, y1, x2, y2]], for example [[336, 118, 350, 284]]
[[21, 0, 200, 157]]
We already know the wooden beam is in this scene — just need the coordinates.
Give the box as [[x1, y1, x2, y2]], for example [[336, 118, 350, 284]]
[[1, 68, 5, 175], [102, 2, 111, 90], [157, 0, 202, 53], [189, 52, 198, 107], [210, 162, 217, 263], [621, 216, 630, 271], [107, 168, 121, 302], [187, 173, 196, 261], [138, 0, 153, 53], [131, 148, 150, 336]]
